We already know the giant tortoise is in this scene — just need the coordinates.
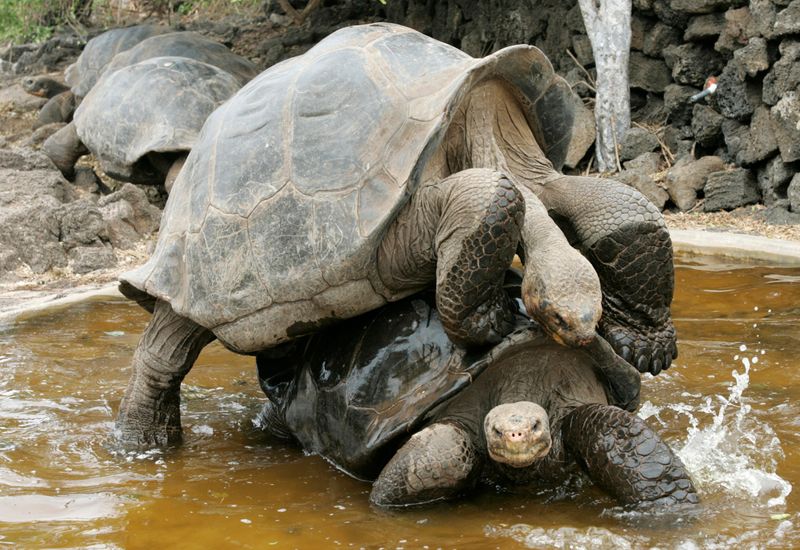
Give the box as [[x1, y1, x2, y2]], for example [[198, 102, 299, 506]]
[[257, 275, 697, 507], [43, 56, 243, 185], [115, 23, 676, 447], [22, 25, 169, 127], [25, 28, 256, 130]]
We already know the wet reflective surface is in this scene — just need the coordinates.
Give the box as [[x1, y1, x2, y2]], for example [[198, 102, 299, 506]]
[[1, 255, 799, 548]]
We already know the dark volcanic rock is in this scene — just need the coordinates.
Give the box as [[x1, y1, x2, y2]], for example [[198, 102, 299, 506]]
[[664, 125, 695, 158], [669, 0, 747, 13], [715, 7, 752, 55], [754, 200, 800, 224], [704, 168, 760, 211], [758, 155, 795, 205], [763, 41, 800, 106], [654, 0, 691, 26], [620, 127, 661, 161], [692, 104, 724, 148], [664, 84, 699, 125], [771, 92, 800, 162], [644, 23, 682, 56], [732, 37, 769, 77], [664, 43, 724, 87], [774, 1, 800, 36], [628, 52, 672, 93], [789, 174, 800, 212], [748, 0, 778, 39], [665, 155, 726, 210], [684, 13, 725, 40], [714, 61, 758, 121], [623, 151, 662, 173], [737, 106, 778, 166], [629, 52, 672, 93], [721, 118, 750, 163]]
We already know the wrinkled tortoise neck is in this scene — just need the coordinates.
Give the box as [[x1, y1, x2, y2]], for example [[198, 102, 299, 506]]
[[452, 78, 557, 188]]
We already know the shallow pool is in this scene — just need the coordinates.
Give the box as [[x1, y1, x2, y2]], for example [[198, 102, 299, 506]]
[[1, 256, 799, 548]]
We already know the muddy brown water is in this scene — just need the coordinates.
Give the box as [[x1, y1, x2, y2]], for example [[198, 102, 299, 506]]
[[1, 255, 799, 548]]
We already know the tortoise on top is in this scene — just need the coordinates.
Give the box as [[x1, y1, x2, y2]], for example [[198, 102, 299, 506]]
[[116, 23, 674, 447], [43, 56, 243, 185], [257, 277, 696, 508]]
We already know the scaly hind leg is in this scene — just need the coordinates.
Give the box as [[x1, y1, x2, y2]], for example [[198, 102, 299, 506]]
[[370, 422, 479, 507], [378, 168, 522, 348], [115, 299, 215, 448], [562, 403, 698, 507]]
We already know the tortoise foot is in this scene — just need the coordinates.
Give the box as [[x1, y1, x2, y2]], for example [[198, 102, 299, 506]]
[[371, 423, 477, 507], [601, 318, 678, 375]]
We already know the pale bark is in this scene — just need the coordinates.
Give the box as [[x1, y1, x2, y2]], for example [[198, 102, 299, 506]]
[[578, 0, 632, 172]]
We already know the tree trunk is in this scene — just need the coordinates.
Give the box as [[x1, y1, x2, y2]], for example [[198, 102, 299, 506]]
[[578, 0, 632, 173]]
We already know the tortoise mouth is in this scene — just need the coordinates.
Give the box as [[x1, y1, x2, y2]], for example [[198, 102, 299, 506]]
[[488, 438, 552, 468]]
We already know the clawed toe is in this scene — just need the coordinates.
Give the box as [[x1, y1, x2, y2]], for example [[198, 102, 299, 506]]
[[602, 322, 678, 375]]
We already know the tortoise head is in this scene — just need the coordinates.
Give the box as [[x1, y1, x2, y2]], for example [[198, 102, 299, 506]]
[[21, 76, 63, 98], [521, 253, 602, 348], [484, 401, 551, 468]]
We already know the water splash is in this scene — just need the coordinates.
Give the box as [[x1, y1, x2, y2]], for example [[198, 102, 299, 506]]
[[640, 345, 792, 507], [485, 524, 635, 549]]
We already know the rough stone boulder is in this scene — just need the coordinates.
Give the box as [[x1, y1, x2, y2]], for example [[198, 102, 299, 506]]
[[0, 146, 161, 279], [617, 168, 670, 210], [771, 92, 800, 163], [691, 104, 724, 148], [665, 155, 726, 210], [788, 174, 800, 213], [758, 155, 795, 206], [703, 168, 760, 211], [620, 127, 660, 161]]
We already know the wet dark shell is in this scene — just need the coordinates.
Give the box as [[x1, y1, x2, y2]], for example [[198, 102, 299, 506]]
[[258, 289, 544, 479]]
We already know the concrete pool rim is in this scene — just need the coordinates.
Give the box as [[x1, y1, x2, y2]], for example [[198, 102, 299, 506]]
[[2, 228, 800, 324]]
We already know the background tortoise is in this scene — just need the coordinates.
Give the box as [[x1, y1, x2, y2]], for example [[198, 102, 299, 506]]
[[21, 25, 169, 127], [66, 24, 170, 99], [43, 56, 243, 185], [23, 28, 256, 130], [257, 277, 697, 508], [100, 31, 257, 87], [115, 23, 673, 447]]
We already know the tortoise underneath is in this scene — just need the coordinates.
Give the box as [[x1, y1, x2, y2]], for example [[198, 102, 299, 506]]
[[257, 278, 698, 508]]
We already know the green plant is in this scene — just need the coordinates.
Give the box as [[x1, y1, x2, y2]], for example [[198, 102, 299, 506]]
[[0, 0, 52, 43]]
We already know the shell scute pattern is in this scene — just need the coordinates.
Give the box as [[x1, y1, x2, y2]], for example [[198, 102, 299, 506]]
[[68, 24, 169, 96], [76, 57, 242, 178], [291, 48, 389, 195], [123, 23, 575, 351], [102, 31, 257, 86]]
